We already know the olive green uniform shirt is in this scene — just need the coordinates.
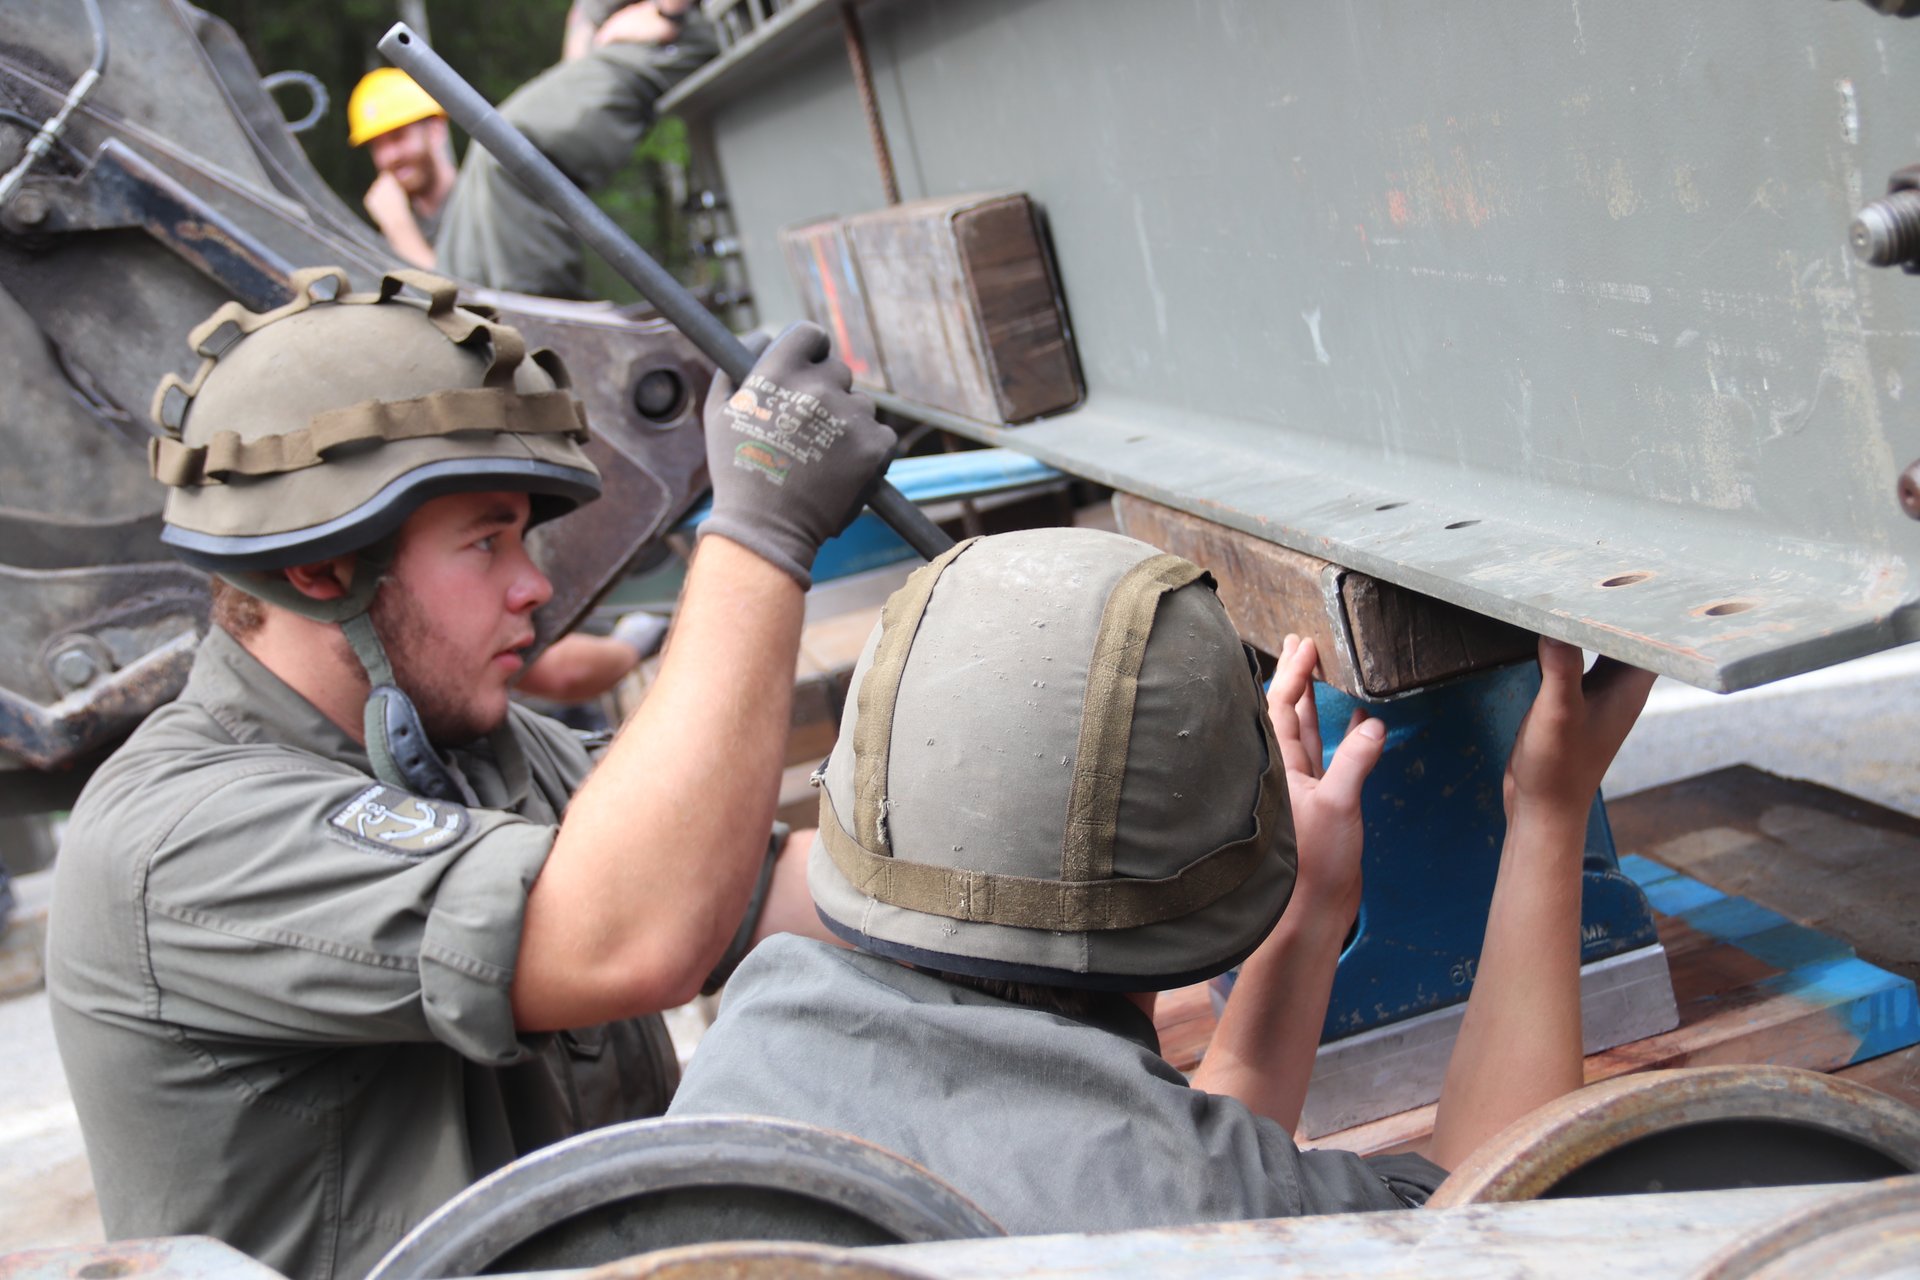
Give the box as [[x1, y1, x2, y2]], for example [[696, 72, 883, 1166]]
[[669, 937, 1447, 1235], [434, 10, 720, 298], [47, 627, 678, 1280]]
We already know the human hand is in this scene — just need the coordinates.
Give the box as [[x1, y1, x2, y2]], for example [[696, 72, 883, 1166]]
[[699, 322, 895, 589], [1503, 637, 1656, 818], [362, 171, 413, 233], [593, 2, 681, 47], [1266, 635, 1386, 928]]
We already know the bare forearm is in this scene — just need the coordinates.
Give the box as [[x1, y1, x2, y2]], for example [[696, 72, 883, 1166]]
[[1189, 905, 1347, 1130], [1429, 804, 1587, 1169], [515, 633, 639, 704], [513, 536, 802, 1027]]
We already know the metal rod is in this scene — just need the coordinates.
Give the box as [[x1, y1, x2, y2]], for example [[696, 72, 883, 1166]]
[[0, 0, 107, 207], [377, 22, 954, 560], [840, 2, 900, 206]]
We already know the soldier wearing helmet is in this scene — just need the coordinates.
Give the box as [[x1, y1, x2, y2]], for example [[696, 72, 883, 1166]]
[[46, 268, 896, 1280], [349, 1, 714, 297], [666, 527, 1656, 1233]]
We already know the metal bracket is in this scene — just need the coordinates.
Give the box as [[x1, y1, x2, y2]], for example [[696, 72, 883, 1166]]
[[2, 137, 293, 310]]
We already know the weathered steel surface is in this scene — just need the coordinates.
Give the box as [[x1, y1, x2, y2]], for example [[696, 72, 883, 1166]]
[[1427, 1065, 1920, 1207], [585, 1241, 939, 1280], [0, 1238, 283, 1280], [864, 1182, 1910, 1279], [9, 1181, 1920, 1279], [667, 0, 1920, 691], [1692, 1177, 1920, 1280], [366, 1117, 1003, 1280]]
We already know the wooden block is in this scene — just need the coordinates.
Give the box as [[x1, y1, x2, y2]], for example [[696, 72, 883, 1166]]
[[1113, 494, 1535, 698], [778, 217, 889, 390], [830, 192, 1080, 424], [1607, 765, 1920, 986]]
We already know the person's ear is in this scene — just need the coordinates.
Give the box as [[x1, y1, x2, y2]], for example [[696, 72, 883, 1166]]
[[282, 554, 355, 602]]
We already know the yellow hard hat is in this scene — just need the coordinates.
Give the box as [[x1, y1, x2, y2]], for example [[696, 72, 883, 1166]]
[[347, 67, 446, 147]]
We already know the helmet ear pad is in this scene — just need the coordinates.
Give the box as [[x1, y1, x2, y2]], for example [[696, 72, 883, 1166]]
[[364, 684, 460, 803]]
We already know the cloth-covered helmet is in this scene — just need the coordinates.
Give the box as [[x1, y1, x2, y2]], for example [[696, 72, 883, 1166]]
[[811, 527, 1297, 992], [347, 67, 447, 147], [150, 267, 600, 571], [149, 268, 600, 802]]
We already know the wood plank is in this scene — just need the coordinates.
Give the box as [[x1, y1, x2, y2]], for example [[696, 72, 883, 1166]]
[[1608, 765, 1920, 986], [1112, 494, 1534, 698]]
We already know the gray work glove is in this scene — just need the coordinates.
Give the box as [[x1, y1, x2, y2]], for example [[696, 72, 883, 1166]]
[[610, 610, 670, 660], [699, 322, 895, 589]]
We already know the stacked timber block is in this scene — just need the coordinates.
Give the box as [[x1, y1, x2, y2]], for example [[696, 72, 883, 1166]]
[[779, 192, 1082, 424], [1113, 494, 1534, 697]]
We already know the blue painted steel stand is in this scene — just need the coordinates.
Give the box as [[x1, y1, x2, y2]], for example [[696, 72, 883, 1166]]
[[1217, 661, 1661, 1042]]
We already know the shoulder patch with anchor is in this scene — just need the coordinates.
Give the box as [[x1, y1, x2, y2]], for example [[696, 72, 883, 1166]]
[[329, 783, 468, 857]]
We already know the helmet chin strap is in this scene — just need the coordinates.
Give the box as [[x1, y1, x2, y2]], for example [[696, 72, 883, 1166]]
[[219, 544, 461, 802]]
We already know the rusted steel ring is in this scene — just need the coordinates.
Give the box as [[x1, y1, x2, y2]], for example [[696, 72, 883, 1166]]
[[584, 1241, 939, 1280], [366, 1116, 1003, 1280], [1687, 1175, 1920, 1279], [1427, 1065, 1920, 1208]]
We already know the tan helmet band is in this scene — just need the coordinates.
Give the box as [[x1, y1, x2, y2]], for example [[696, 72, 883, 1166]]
[[149, 387, 587, 488], [834, 542, 1285, 931], [151, 268, 556, 437], [820, 733, 1284, 931], [1061, 553, 1208, 882], [851, 536, 982, 852]]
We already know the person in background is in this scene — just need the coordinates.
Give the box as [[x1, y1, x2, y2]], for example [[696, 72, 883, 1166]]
[[349, 1, 716, 297]]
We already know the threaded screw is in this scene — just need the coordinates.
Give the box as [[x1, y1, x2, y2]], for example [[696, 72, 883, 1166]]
[[1852, 190, 1920, 267]]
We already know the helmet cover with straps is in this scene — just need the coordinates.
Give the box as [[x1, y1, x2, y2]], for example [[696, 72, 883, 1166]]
[[150, 266, 600, 572], [810, 527, 1298, 991]]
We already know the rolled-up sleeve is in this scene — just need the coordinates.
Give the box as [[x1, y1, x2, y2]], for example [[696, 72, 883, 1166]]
[[143, 764, 556, 1065]]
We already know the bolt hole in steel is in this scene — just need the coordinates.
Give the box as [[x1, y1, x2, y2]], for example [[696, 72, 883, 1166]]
[[1444, 519, 1480, 529], [1599, 572, 1653, 588], [1375, 501, 1407, 511], [1698, 600, 1758, 618], [632, 368, 686, 423]]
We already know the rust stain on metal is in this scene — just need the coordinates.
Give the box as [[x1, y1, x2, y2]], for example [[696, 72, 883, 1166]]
[[1427, 1065, 1920, 1208]]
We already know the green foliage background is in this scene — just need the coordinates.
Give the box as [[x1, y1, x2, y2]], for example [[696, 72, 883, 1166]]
[[199, 0, 690, 301]]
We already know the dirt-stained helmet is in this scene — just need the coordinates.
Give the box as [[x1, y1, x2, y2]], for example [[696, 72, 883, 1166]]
[[149, 268, 600, 802], [811, 527, 1297, 991], [347, 67, 446, 147], [150, 266, 600, 572]]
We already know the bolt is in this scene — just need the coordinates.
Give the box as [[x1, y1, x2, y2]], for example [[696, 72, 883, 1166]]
[[632, 368, 686, 422], [7, 189, 48, 227], [50, 644, 99, 689], [1851, 189, 1920, 267], [1900, 459, 1920, 521]]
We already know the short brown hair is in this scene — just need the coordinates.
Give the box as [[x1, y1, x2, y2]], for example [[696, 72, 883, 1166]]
[[209, 576, 266, 639]]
